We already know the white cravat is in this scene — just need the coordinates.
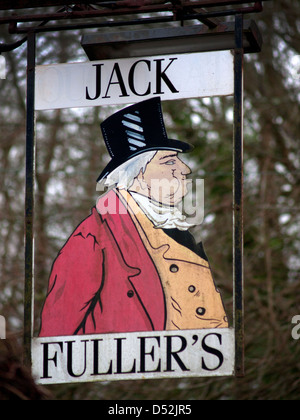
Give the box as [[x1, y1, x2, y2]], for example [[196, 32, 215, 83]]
[[129, 191, 195, 231]]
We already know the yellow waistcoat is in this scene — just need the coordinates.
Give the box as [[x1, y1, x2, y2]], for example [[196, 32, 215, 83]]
[[118, 190, 228, 331]]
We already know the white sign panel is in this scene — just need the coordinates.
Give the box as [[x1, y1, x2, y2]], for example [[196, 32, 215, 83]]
[[32, 328, 235, 385], [35, 51, 234, 111]]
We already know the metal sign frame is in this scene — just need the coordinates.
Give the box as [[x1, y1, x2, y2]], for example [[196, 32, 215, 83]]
[[9, 1, 266, 381], [23, 23, 244, 380]]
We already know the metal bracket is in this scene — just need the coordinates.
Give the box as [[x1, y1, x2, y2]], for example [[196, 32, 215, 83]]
[[233, 13, 245, 378], [0, 1, 268, 37]]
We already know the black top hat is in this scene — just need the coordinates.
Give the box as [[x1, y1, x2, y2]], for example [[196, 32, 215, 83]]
[[97, 97, 193, 182]]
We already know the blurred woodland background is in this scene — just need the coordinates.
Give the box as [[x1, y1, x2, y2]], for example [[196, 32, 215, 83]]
[[0, 0, 300, 400]]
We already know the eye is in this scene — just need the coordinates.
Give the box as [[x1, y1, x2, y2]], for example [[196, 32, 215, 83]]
[[164, 160, 176, 165]]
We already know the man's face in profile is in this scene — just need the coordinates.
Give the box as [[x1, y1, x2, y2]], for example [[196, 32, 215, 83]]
[[130, 151, 192, 206]]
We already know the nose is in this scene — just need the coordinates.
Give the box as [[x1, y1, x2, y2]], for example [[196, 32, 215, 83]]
[[178, 159, 192, 176]]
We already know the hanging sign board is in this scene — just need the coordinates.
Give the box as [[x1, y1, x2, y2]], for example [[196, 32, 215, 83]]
[[31, 50, 237, 386], [35, 51, 234, 111], [33, 330, 234, 385]]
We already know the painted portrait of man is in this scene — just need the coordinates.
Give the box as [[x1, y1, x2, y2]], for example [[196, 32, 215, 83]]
[[39, 97, 228, 337]]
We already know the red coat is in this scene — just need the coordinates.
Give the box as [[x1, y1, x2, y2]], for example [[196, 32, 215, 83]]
[[39, 191, 166, 337]]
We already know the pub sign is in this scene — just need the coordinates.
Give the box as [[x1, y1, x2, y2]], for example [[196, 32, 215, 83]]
[[31, 50, 236, 385]]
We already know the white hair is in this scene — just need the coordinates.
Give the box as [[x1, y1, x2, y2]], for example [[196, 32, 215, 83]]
[[98, 151, 157, 191]]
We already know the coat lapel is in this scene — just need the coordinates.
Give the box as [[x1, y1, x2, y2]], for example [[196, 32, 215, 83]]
[[98, 190, 166, 331]]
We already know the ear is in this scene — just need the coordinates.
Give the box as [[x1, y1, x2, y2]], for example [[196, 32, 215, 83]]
[[137, 169, 149, 191], [131, 169, 148, 193]]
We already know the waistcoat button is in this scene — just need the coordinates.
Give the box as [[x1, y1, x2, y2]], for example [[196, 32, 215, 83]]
[[188, 285, 196, 293], [170, 264, 179, 273], [196, 307, 206, 316]]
